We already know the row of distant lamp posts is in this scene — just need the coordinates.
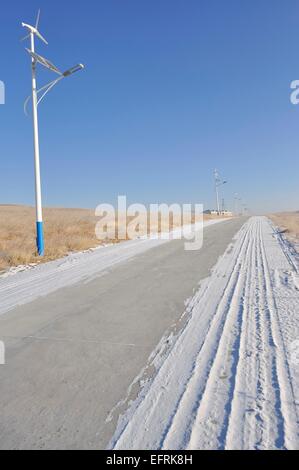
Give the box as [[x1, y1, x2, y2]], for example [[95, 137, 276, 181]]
[[214, 169, 247, 216]]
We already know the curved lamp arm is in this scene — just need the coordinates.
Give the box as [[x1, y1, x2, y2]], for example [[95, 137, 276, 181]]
[[24, 63, 84, 116]]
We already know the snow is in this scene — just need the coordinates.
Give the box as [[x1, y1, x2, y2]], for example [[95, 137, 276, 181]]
[[109, 217, 299, 450], [0, 219, 225, 316]]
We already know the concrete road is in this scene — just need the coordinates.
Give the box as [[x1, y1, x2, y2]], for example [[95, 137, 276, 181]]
[[0, 218, 246, 450]]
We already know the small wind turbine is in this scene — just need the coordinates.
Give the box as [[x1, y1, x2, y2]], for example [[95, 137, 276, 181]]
[[21, 10, 48, 45], [21, 10, 84, 256]]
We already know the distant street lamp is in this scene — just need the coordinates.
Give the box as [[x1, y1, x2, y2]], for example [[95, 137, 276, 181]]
[[21, 10, 84, 256], [234, 193, 242, 216], [214, 169, 227, 215], [242, 203, 248, 216]]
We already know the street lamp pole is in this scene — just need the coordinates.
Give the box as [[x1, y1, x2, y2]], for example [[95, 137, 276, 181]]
[[214, 169, 220, 214], [214, 169, 227, 215], [30, 31, 44, 256], [234, 193, 239, 217], [22, 11, 84, 256]]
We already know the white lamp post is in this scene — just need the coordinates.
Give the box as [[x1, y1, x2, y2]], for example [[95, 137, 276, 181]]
[[214, 169, 227, 215], [21, 10, 84, 256], [234, 193, 242, 216]]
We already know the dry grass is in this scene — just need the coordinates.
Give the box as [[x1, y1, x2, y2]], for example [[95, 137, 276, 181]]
[[0, 205, 107, 272], [269, 211, 299, 249], [0, 205, 227, 272]]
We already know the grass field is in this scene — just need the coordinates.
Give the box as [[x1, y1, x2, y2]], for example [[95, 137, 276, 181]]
[[269, 211, 299, 250], [0, 205, 104, 271], [0, 205, 225, 272]]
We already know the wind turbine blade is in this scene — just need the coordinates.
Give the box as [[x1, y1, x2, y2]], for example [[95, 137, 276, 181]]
[[36, 30, 48, 45], [20, 34, 31, 42], [35, 9, 41, 29]]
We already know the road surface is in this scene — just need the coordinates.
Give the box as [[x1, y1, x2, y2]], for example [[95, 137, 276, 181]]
[[0, 218, 245, 450]]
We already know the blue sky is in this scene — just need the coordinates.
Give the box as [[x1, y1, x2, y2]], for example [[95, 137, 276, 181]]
[[0, 0, 299, 213]]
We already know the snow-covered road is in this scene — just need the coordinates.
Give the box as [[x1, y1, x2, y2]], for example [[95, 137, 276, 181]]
[[0, 217, 245, 450], [111, 217, 299, 450], [0, 219, 223, 316]]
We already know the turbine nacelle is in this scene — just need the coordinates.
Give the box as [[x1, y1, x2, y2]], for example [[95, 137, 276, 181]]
[[21, 23, 48, 45], [21, 10, 48, 45]]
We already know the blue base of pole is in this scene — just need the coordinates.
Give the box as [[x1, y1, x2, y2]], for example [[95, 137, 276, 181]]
[[36, 221, 45, 256]]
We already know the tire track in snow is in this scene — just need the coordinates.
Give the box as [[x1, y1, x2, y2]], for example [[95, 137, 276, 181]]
[[184, 224, 255, 450], [111, 217, 299, 450], [221, 220, 259, 450], [225, 218, 286, 450], [258, 222, 298, 449], [253, 220, 285, 449], [111, 222, 251, 450], [186, 218, 298, 450], [161, 224, 254, 450]]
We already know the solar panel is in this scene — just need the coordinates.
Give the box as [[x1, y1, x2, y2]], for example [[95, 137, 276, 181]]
[[26, 49, 62, 75]]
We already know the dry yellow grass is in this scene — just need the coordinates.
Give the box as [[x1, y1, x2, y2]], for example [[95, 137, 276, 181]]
[[0, 205, 107, 272], [0, 205, 226, 272], [269, 212, 299, 249]]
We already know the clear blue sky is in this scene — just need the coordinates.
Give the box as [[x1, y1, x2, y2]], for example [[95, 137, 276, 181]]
[[0, 0, 299, 213]]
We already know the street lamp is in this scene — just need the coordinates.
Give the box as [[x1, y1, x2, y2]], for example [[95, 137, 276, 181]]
[[21, 10, 84, 256], [234, 193, 242, 216], [214, 169, 227, 215]]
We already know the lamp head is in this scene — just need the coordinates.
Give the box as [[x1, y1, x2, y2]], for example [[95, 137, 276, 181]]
[[63, 64, 85, 77]]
